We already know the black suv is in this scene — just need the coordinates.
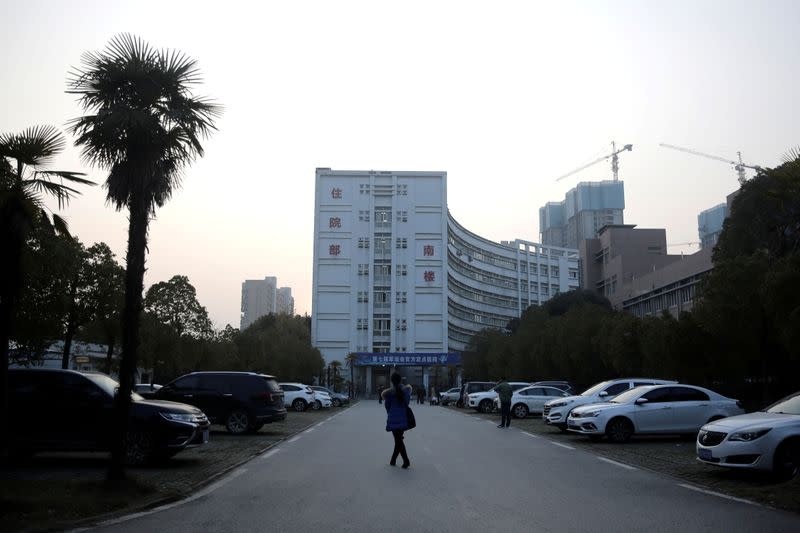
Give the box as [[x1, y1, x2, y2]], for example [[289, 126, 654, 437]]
[[155, 372, 286, 434], [8, 368, 209, 464]]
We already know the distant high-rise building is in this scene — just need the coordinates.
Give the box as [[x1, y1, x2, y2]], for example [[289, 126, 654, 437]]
[[539, 181, 625, 249], [698, 203, 728, 249], [240, 276, 277, 329], [276, 287, 295, 315]]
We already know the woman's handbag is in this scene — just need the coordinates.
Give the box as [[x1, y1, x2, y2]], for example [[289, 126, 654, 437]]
[[400, 389, 417, 430]]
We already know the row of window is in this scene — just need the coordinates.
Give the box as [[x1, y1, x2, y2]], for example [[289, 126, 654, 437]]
[[448, 299, 514, 329], [448, 251, 519, 290], [448, 233, 517, 270], [448, 275, 519, 310]]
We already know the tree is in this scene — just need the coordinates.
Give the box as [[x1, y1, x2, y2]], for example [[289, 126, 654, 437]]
[[68, 34, 220, 480], [0, 125, 91, 452], [144, 275, 212, 339], [330, 360, 342, 392], [345, 352, 358, 398]]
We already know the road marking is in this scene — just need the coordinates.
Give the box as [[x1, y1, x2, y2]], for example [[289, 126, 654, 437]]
[[305, 427, 315, 433], [80, 467, 249, 529], [522, 431, 540, 439], [677, 484, 759, 506], [288, 435, 301, 443], [597, 457, 637, 471], [261, 448, 280, 459], [550, 441, 575, 450]]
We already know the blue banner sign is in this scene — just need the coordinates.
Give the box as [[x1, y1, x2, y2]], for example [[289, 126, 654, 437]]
[[354, 352, 461, 366]]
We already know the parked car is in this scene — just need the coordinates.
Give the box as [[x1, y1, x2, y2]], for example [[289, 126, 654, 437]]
[[440, 387, 461, 406], [156, 371, 286, 434], [312, 386, 349, 407], [568, 384, 744, 442], [134, 383, 162, 398], [468, 382, 531, 413], [280, 383, 317, 412], [532, 381, 576, 395], [312, 390, 333, 409], [697, 391, 800, 479], [498, 386, 571, 418], [458, 381, 496, 408], [8, 368, 209, 464], [543, 378, 677, 431]]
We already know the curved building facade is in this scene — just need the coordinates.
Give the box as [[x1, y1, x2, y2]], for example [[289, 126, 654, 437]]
[[446, 213, 580, 351]]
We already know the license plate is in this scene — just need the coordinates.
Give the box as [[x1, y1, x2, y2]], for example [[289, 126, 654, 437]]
[[698, 448, 712, 461], [202, 429, 209, 443]]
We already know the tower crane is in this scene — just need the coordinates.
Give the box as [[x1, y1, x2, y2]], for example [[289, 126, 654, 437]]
[[659, 143, 763, 185], [556, 141, 633, 182]]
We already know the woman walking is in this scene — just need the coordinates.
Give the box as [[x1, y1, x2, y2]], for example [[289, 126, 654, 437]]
[[382, 372, 412, 468]]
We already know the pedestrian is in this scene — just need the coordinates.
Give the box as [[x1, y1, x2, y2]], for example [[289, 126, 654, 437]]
[[382, 372, 412, 468], [496, 376, 513, 429], [378, 385, 384, 404], [417, 386, 425, 404], [429, 386, 437, 405]]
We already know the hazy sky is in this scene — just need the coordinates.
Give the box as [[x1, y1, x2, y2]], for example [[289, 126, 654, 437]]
[[3, 0, 798, 328]]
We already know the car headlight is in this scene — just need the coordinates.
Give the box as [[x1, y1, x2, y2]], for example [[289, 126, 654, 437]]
[[580, 410, 601, 418], [728, 429, 771, 442], [549, 401, 569, 408], [160, 412, 198, 423]]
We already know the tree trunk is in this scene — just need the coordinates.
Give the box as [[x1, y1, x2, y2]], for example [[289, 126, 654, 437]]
[[105, 331, 116, 375], [108, 195, 149, 481], [61, 279, 79, 369]]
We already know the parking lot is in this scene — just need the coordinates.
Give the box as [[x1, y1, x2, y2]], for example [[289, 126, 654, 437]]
[[450, 405, 800, 513], [0, 406, 347, 532]]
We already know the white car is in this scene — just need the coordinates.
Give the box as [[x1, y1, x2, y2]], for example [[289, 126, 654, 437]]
[[543, 378, 676, 430], [440, 387, 461, 406], [568, 384, 744, 442], [497, 386, 571, 418], [312, 390, 333, 409], [279, 383, 317, 412], [697, 391, 800, 479], [468, 382, 531, 413]]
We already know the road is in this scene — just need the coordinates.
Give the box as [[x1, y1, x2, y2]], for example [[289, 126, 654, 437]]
[[85, 401, 799, 532]]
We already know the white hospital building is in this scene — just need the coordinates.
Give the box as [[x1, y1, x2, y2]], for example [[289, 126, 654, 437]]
[[311, 169, 579, 394]]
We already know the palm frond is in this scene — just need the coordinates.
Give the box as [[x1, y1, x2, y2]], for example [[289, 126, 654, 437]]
[[781, 147, 800, 165], [0, 125, 66, 167], [51, 213, 71, 236], [24, 179, 81, 209], [34, 170, 94, 185]]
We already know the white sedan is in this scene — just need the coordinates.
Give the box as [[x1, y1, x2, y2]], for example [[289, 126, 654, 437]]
[[496, 386, 571, 418], [312, 391, 333, 409], [568, 384, 744, 442], [697, 391, 800, 479]]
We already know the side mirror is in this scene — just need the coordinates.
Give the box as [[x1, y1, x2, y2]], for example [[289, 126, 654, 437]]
[[635, 398, 649, 405], [598, 391, 608, 398]]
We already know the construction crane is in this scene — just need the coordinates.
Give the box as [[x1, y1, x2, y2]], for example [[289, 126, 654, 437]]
[[659, 143, 763, 185], [556, 141, 633, 182]]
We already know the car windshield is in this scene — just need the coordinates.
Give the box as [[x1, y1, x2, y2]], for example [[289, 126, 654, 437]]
[[610, 388, 645, 404], [581, 380, 614, 397], [764, 393, 800, 415], [83, 373, 143, 400]]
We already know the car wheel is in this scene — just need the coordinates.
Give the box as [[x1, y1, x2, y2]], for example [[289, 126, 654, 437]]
[[332, 398, 342, 407], [773, 439, 800, 480], [512, 403, 529, 419], [124, 430, 155, 465], [292, 399, 307, 412], [311, 400, 321, 410], [226, 409, 251, 435], [606, 417, 634, 443], [479, 399, 494, 414]]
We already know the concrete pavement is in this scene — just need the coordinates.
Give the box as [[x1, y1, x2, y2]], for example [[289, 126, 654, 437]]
[[83, 401, 800, 532]]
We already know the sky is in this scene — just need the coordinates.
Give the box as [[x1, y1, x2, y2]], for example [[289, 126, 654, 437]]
[[2, 0, 799, 329]]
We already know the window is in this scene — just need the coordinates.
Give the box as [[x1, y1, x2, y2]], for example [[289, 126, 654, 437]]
[[397, 184, 408, 196], [357, 291, 369, 303], [357, 237, 370, 249], [395, 291, 407, 303], [395, 319, 407, 331], [359, 183, 370, 194], [396, 264, 407, 277], [356, 318, 368, 330], [396, 210, 408, 222], [603, 382, 629, 397], [642, 387, 672, 403], [280, 384, 299, 392], [358, 210, 370, 222], [671, 387, 709, 402], [358, 264, 369, 276], [174, 375, 200, 390], [395, 237, 408, 249], [550, 266, 559, 277]]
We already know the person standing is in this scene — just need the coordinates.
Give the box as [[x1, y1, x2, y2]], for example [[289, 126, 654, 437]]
[[382, 372, 412, 468], [496, 377, 512, 428], [417, 386, 425, 405]]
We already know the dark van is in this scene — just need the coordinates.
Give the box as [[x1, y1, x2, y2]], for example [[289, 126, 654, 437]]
[[155, 372, 286, 434], [8, 368, 209, 464]]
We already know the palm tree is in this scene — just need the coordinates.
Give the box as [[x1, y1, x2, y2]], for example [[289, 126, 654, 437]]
[[0, 125, 91, 451], [68, 34, 219, 480], [330, 360, 342, 392], [344, 353, 358, 398]]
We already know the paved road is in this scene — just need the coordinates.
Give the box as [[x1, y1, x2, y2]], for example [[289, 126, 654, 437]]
[[86, 402, 799, 532]]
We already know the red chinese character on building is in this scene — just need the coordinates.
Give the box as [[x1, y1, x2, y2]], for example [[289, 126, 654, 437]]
[[329, 217, 341, 228], [423, 245, 434, 256], [331, 187, 342, 199], [329, 244, 341, 256], [424, 270, 435, 282]]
